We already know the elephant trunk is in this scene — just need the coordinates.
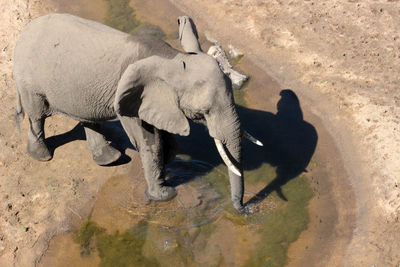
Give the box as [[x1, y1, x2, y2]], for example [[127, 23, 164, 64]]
[[224, 124, 245, 212], [206, 104, 245, 212]]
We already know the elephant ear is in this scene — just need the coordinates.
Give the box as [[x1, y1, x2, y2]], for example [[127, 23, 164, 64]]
[[114, 59, 190, 136]]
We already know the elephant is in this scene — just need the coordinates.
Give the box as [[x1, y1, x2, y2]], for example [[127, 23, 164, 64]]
[[13, 13, 261, 214]]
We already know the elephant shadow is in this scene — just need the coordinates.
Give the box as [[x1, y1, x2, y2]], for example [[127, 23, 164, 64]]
[[45, 121, 134, 166], [172, 89, 318, 204]]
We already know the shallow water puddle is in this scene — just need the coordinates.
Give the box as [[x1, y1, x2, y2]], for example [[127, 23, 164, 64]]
[[43, 0, 315, 266], [41, 157, 312, 266]]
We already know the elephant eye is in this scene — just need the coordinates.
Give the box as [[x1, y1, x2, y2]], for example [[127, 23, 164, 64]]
[[182, 61, 186, 69]]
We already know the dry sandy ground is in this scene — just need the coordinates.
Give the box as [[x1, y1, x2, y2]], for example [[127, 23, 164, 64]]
[[0, 0, 399, 266]]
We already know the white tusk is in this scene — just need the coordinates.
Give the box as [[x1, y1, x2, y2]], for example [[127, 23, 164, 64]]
[[243, 131, 263, 146], [214, 139, 242, 177]]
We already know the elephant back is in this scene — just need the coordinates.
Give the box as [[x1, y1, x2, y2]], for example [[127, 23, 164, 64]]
[[14, 13, 181, 122], [14, 13, 131, 88], [14, 14, 139, 121]]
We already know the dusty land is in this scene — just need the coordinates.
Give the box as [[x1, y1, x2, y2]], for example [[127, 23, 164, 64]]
[[0, 0, 399, 266]]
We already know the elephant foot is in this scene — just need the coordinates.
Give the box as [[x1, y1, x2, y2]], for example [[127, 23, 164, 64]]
[[145, 185, 177, 202], [27, 140, 52, 162], [93, 145, 122, 166], [235, 203, 259, 215]]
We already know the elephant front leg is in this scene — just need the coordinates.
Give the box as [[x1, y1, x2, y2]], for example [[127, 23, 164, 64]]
[[119, 117, 177, 201]]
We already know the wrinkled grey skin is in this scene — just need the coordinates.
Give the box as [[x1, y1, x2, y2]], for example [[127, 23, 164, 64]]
[[13, 14, 250, 214]]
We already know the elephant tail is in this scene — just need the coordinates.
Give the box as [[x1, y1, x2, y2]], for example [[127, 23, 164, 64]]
[[14, 90, 25, 133]]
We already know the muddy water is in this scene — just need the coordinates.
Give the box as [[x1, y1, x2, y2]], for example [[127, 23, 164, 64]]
[[41, 1, 315, 266]]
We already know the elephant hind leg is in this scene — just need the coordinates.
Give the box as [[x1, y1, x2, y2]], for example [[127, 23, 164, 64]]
[[23, 93, 52, 161], [83, 123, 121, 166], [27, 117, 52, 161]]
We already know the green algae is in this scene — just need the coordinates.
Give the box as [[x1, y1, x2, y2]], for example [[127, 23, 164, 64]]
[[244, 175, 314, 267], [198, 168, 314, 266], [74, 221, 105, 256], [104, 0, 169, 40], [74, 221, 160, 266], [201, 165, 230, 198], [245, 163, 277, 185], [141, 225, 195, 267], [233, 79, 251, 106], [104, 0, 140, 33], [72, 220, 219, 267], [96, 222, 160, 267]]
